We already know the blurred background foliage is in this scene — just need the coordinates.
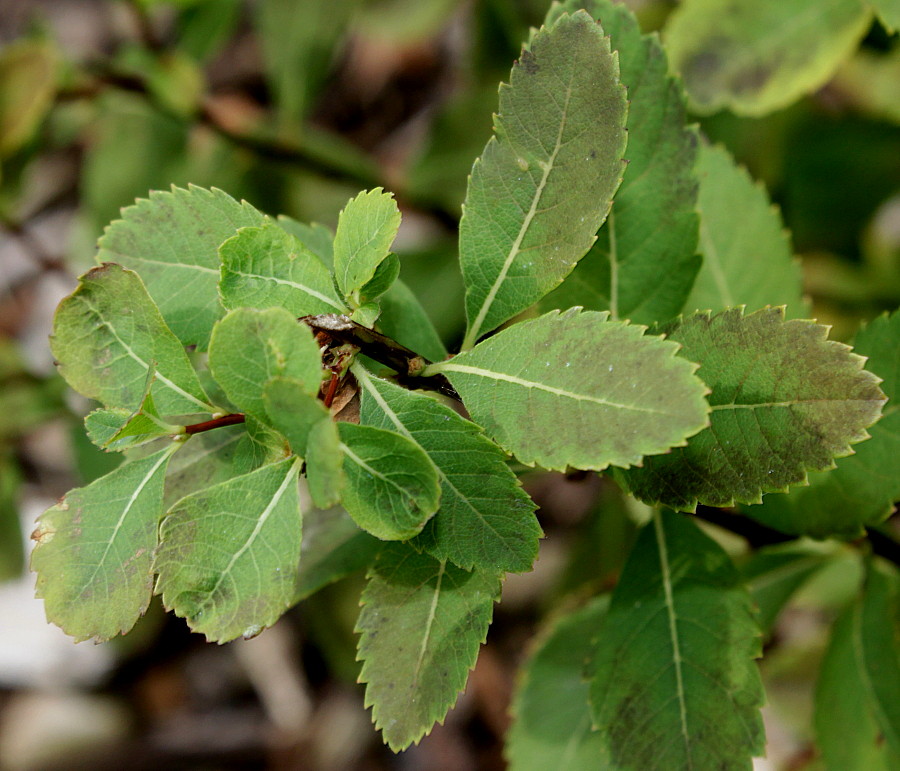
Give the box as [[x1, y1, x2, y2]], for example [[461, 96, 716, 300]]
[[0, 0, 897, 769]]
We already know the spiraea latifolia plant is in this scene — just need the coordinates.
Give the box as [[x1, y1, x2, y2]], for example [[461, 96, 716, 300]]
[[33, 2, 900, 767]]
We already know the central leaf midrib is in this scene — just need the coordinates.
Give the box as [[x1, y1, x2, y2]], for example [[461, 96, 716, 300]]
[[228, 267, 345, 311]]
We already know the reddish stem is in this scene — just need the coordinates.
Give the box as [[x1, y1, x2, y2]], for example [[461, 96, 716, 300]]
[[323, 372, 340, 407], [183, 413, 246, 435]]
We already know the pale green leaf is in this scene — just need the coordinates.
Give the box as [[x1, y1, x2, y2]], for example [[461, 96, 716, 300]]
[[665, 0, 872, 116], [0, 39, 59, 157], [275, 216, 334, 268], [460, 11, 628, 348], [97, 185, 267, 349], [85, 393, 179, 451], [32, 445, 178, 642], [306, 418, 345, 509], [333, 188, 401, 301], [155, 457, 303, 643], [541, 0, 701, 325], [208, 307, 322, 421], [853, 559, 900, 757], [360, 252, 400, 303], [589, 510, 765, 770], [161, 424, 245, 507], [616, 308, 886, 511], [232, 416, 290, 474], [355, 366, 540, 573], [338, 422, 441, 541], [377, 278, 447, 362], [51, 264, 214, 416], [356, 542, 501, 750], [294, 505, 381, 602], [742, 310, 900, 538], [816, 604, 900, 771], [219, 223, 347, 315], [430, 308, 709, 472], [263, 376, 330, 457], [870, 0, 900, 32], [507, 596, 609, 771], [685, 143, 804, 317]]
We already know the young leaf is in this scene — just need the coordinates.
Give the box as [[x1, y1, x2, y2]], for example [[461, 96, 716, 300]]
[[359, 252, 400, 303], [459, 11, 628, 348], [541, 0, 701, 325], [507, 597, 609, 771], [85, 394, 179, 452], [356, 543, 501, 750], [377, 278, 447, 363], [31, 445, 178, 642], [589, 510, 765, 769], [51, 264, 214, 416], [664, 0, 872, 116], [684, 143, 804, 317], [853, 559, 900, 757], [305, 418, 345, 509], [219, 223, 347, 316], [208, 307, 322, 421], [355, 366, 540, 573], [338, 422, 441, 541], [616, 307, 886, 511], [97, 186, 267, 349], [263, 376, 331, 457], [429, 308, 709, 472], [154, 457, 303, 643], [276, 216, 334, 268], [816, 603, 900, 771], [332, 188, 401, 301], [743, 310, 900, 537]]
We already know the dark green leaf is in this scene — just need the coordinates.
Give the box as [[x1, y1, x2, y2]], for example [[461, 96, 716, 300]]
[[376, 278, 447, 363]]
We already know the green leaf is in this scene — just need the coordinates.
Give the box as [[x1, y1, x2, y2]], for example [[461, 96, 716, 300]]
[[276, 216, 334, 268], [294, 505, 381, 602], [0, 39, 59, 157], [355, 366, 540, 573], [85, 393, 179, 451], [430, 308, 709, 472], [219, 223, 347, 316], [337, 422, 441, 541], [870, 0, 900, 32], [208, 307, 322, 421], [684, 143, 804, 317], [664, 0, 872, 116], [377, 278, 447, 363], [742, 311, 900, 537], [31, 445, 178, 642], [161, 424, 245, 508], [589, 510, 765, 769], [740, 542, 836, 634], [232, 416, 290, 474], [262, 376, 331, 456], [356, 543, 501, 750], [816, 602, 900, 771], [51, 264, 214, 416], [459, 11, 628, 348], [540, 0, 701, 325], [853, 559, 900, 757], [332, 188, 401, 301], [616, 307, 886, 511], [155, 457, 303, 643], [305, 418, 345, 509], [360, 252, 400, 303], [507, 597, 609, 771], [0, 455, 24, 581], [97, 185, 267, 350]]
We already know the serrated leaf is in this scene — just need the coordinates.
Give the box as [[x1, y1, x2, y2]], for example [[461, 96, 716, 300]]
[[460, 11, 628, 348], [742, 310, 900, 537], [616, 308, 886, 511], [85, 393, 178, 451], [0, 39, 59, 157], [155, 457, 303, 643], [853, 559, 900, 757], [208, 307, 322, 421], [815, 602, 900, 771], [333, 188, 401, 301], [31, 445, 178, 642], [541, 0, 701, 325], [294, 505, 381, 602], [507, 596, 609, 771], [589, 510, 765, 770], [685, 143, 804, 317], [51, 264, 214, 416], [306, 418, 344, 509], [355, 366, 540, 573], [664, 0, 872, 116], [356, 542, 501, 750], [377, 278, 447, 363], [338, 422, 441, 540], [97, 185, 267, 349], [263, 376, 330, 456], [431, 308, 709, 472], [219, 223, 346, 315]]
